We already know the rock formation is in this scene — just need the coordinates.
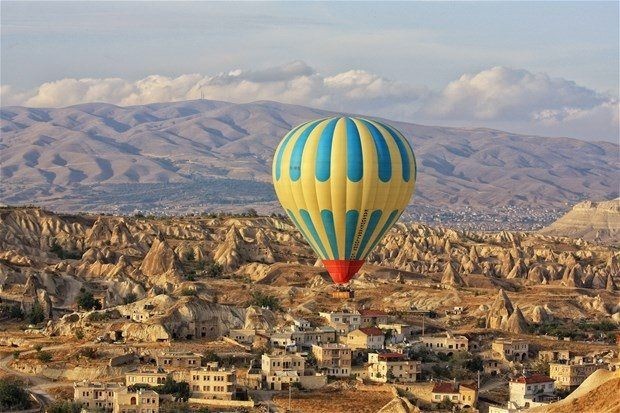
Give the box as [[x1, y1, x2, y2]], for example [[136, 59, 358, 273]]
[[486, 289, 514, 330], [540, 199, 620, 243]]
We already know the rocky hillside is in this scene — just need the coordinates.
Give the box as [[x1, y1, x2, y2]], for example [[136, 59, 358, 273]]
[[0, 207, 618, 341], [540, 199, 620, 244], [1, 100, 618, 214]]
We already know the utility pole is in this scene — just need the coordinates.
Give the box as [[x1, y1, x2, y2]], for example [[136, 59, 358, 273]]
[[288, 383, 292, 412]]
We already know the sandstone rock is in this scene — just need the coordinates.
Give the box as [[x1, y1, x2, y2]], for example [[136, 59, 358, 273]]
[[486, 289, 514, 330], [506, 306, 529, 334], [441, 261, 464, 287], [139, 234, 182, 278]]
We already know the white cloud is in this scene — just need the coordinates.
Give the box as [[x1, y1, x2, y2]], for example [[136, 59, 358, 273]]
[[1, 63, 617, 142], [0, 61, 425, 114], [419, 66, 618, 140]]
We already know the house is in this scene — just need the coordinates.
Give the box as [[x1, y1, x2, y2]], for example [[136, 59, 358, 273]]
[[346, 327, 385, 350], [312, 344, 351, 377], [155, 351, 201, 370], [367, 352, 421, 383], [431, 381, 478, 408], [291, 327, 338, 348], [270, 332, 297, 350], [260, 352, 327, 390], [286, 315, 311, 330], [359, 309, 390, 327], [73, 381, 159, 413], [550, 358, 607, 389], [483, 359, 502, 376], [261, 353, 305, 390], [492, 339, 529, 362], [319, 310, 361, 333], [539, 350, 571, 362], [113, 388, 159, 413], [509, 373, 556, 408], [74, 381, 123, 412], [421, 332, 468, 354], [125, 368, 168, 386], [184, 362, 236, 401], [378, 323, 416, 343]]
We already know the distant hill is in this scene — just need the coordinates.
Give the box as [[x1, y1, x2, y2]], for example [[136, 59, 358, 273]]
[[1, 99, 618, 214], [540, 199, 620, 243]]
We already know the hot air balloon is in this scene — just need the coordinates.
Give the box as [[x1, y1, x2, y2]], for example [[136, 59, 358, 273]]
[[272, 116, 416, 284]]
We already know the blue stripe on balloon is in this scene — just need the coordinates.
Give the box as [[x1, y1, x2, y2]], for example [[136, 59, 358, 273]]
[[315, 118, 339, 182], [345, 209, 359, 259], [300, 209, 329, 258], [355, 210, 382, 259], [289, 120, 322, 181], [346, 118, 363, 182], [367, 210, 399, 254], [275, 122, 307, 181], [360, 119, 391, 182], [384, 124, 411, 182], [320, 209, 339, 259], [286, 209, 316, 252]]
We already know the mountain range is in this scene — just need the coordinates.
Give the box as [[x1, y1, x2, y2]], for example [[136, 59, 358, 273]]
[[1, 99, 618, 214]]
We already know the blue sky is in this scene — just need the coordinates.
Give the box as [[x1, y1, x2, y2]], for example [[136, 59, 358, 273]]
[[1, 2, 618, 142]]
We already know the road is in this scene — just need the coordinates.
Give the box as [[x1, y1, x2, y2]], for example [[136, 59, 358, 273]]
[[0, 343, 80, 411]]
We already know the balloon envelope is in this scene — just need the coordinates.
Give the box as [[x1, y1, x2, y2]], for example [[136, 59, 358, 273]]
[[272, 116, 416, 284]]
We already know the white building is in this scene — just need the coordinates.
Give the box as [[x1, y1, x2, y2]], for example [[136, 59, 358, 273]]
[[509, 373, 556, 408]]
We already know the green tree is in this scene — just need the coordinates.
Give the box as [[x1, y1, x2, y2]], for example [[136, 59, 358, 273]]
[[29, 299, 45, 324], [76, 289, 102, 311], [184, 250, 195, 262], [250, 291, 281, 311], [37, 351, 53, 363], [8, 305, 24, 319], [123, 292, 138, 304], [0, 379, 31, 411], [206, 262, 223, 277], [203, 351, 221, 363]]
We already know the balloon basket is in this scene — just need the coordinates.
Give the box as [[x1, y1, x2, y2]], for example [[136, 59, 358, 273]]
[[331, 285, 354, 299]]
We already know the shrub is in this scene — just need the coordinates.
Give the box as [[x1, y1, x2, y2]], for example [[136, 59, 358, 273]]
[[206, 262, 223, 277], [155, 377, 190, 401], [87, 311, 109, 322], [37, 351, 52, 363], [179, 288, 196, 296], [4, 305, 24, 320], [79, 347, 98, 359], [47, 400, 83, 413], [203, 351, 221, 363], [12, 351, 20, 360], [50, 240, 82, 260]]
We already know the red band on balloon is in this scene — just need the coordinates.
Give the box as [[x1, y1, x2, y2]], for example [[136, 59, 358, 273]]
[[322, 259, 365, 284]]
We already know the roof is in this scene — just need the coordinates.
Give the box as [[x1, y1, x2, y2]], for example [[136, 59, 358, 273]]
[[432, 381, 459, 394], [460, 382, 478, 391], [274, 370, 299, 378], [359, 309, 389, 317], [358, 327, 384, 336], [512, 373, 554, 384]]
